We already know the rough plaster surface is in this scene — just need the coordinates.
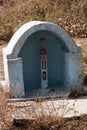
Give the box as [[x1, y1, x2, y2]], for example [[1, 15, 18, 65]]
[[12, 99, 87, 119], [6, 21, 80, 58], [64, 53, 83, 89], [2, 21, 83, 97], [7, 58, 24, 97]]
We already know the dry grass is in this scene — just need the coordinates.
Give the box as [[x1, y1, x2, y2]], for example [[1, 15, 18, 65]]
[[0, 38, 87, 130], [0, 0, 87, 41], [0, 86, 87, 129], [2, 98, 87, 130], [10, 115, 87, 130], [0, 87, 13, 129], [0, 1, 87, 129]]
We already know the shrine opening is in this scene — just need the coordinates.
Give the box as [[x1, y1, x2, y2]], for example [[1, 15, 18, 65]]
[[2, 21, 83, 97]]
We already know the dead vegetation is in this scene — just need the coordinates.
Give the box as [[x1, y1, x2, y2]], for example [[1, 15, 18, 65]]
[[0, 39, 87, 129], [0, 87, 13, 129], [0, 91, 87, 130], [0, 0, 87, 129], [10, 115, 87, 130], [0, 0, 87, 41], [0, 77, 87, 129]]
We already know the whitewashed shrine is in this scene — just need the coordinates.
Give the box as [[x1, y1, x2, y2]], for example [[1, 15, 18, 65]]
[[2, 21, 83, 97]]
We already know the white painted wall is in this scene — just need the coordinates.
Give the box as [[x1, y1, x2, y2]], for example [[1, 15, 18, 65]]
[[64, 53, 83, 90], [7, 58, 24, 97], [1, 21, 83, 97]]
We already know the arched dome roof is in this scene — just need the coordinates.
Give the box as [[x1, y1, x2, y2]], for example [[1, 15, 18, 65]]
[[5, 21, 80, 58]]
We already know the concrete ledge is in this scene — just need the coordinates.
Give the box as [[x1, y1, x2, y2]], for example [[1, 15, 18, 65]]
[[7, 98, 87, 118]]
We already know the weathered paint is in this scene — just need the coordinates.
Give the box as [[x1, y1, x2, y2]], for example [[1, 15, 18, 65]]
[[2, 21, 83, 97], [64, 53, 83, 90], [18, 30, 68, 93], [7, 58, 24, 97]]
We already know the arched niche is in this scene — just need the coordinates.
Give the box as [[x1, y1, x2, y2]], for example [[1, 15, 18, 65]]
[[3, 21, 83, 97]]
